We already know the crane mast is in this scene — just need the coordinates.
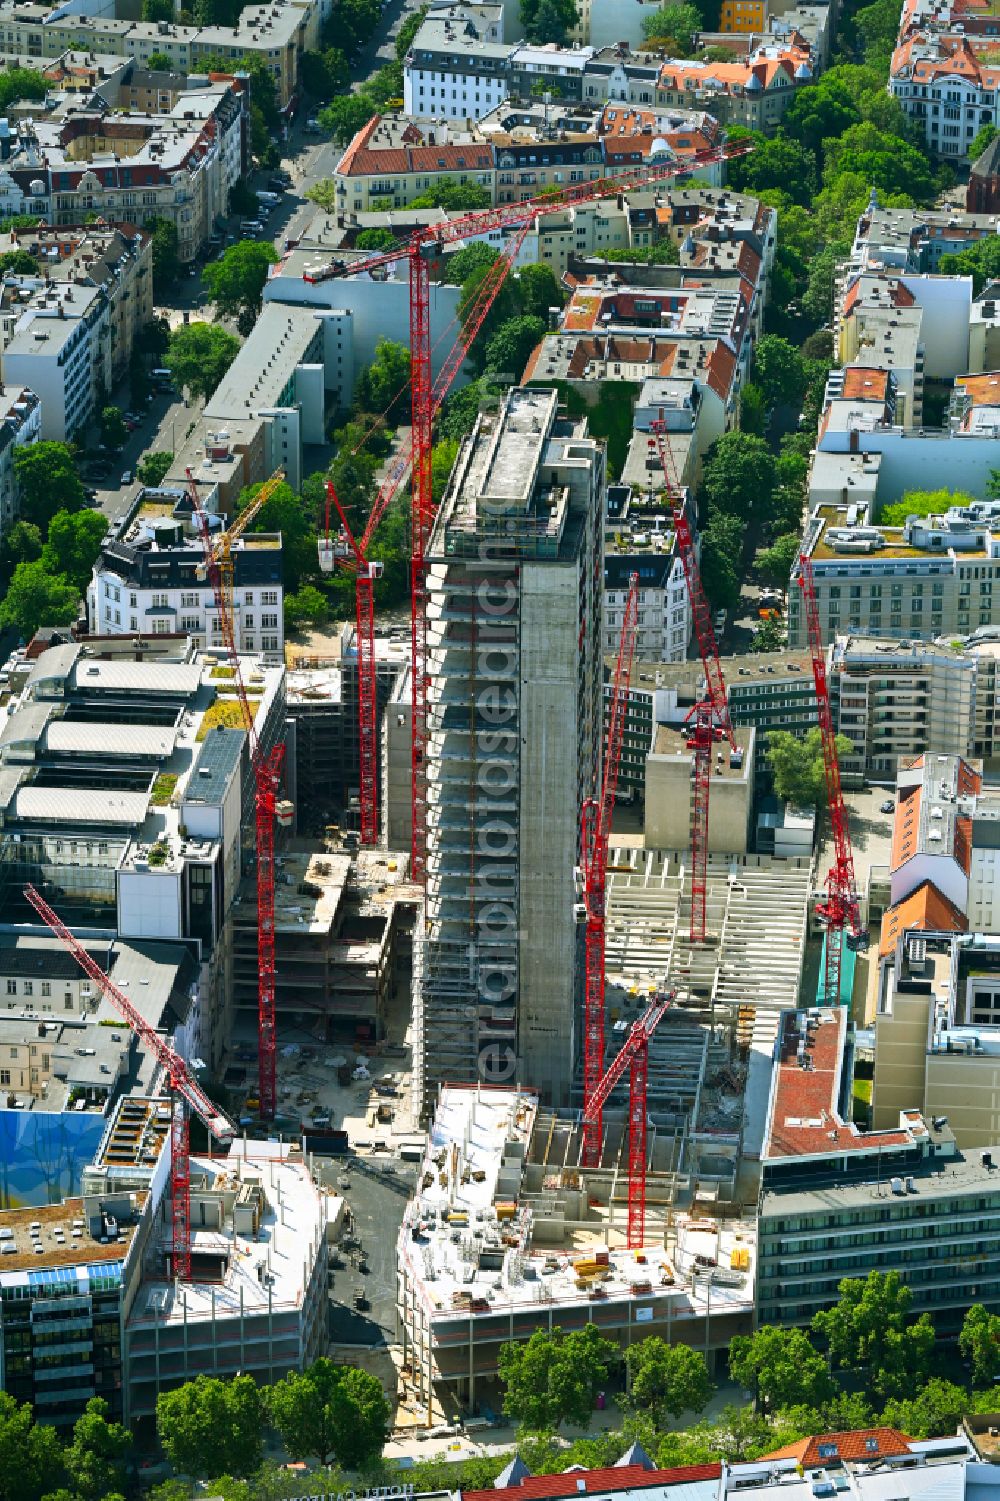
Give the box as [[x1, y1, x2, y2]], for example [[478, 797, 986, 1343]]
[[797, 553, 866, 1005], [648, 422, 735, 943], [582, 989, 674, 1247], [312, 140, 753, 876], [581, 573, 639, 1168], [24, 883, 235, 1280], [188, 473, 285, 1118]]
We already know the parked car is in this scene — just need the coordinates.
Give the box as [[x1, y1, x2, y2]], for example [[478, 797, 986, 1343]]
[[120, 469, 133, 486], [880, 799, 896, 814]]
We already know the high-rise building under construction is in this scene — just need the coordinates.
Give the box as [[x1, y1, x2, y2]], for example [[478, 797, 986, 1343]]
[[418, 387, 605, 1108]]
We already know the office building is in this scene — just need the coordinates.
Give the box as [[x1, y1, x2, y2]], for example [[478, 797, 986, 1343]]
[[756, 1005, 1000, 1332], [420, 387, 604, 1107]]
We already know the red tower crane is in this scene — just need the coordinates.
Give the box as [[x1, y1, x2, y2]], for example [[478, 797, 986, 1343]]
[[308, 140, 753, 877], [649, 421, 736, 942], [186, 471, 286, 1119], [323, 221, 533, 847], [582, 989, 674, 1248], [581, 572, 639, 1168], [797, 553, 866, 1004], [24, 883, 235, 1281]]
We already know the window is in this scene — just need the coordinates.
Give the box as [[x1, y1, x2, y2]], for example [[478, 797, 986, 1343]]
[[261, 590, 278, 605], [41, 983, 50, 998], [261, 613, 278, 628], [0, 1071, 9, 1087], [23, 983, 31, 997], [5, 981, 13, 995]]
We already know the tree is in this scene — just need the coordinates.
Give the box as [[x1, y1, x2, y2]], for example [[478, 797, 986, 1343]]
[[823, 124, 936, 204], [318, 93, 378, 145], [156, 1374, 264, 1480], [757, 531, 801, 587], [409, 176, 492, 211], [729, 1327, 834, 1414], [285, 585, 331, 630], [699, 509, 743, 610], [15, 442, 84, 530], [782, 80, 861, 157], [1, 518, 42, 571], [485, 315, 546, 379], [203, 241, 278, 327], [520, 0, 577, 43], [595, 240, 680, 265], [879, 487, 975, 526], [960, 1303, 1000, 1385], [144, 216, 180, 297], [268, 1358, 389, 1468], [700, 431, 777, 528], [767, 727, 854, 806], [442, 242, 500, 287], [940, 235, 1000, 295], [355, 228, 397, 252], [729, 135, 817, 208], [751, 613, 787, 652], [0, 248, 39, 276], [145, 49, 174, 69], [0, 1391, 65, 1501], [395, 4, 428, 59], [0, 68, 47, 116], [41, 508, 108, 592], [354, 338, 411, 425], [137, 451, 175, 488], [812, 1271, 935, 1399], [641, 1, 702, 51], [971, 122, 1000, 164], [237, 480, 317, 594], [100, 405, 127, 450], [0, 561, 79, 639], [63, 1397, 131, 1501], [301, 46, 350, 98], [499, 1325, 617, 1432], [517, 262, 566, 319], [753, 335, 806, 410], [625, 1339, 712, 1424], [142, 0, 174, 18], [881, 1378, 969, 1439], [166, 322, 240, 401]]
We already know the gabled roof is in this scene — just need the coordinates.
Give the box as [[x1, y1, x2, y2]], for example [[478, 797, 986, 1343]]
[[879, 879, 968, 957], [466, 1465, 722, 1501], [763, 1428, 914, 1467]]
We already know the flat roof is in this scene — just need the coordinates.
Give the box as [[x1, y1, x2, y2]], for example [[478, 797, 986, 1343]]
[[44, 721, 176, 759], [13, 786, 151, 826], [182, 726, 243, 805], [69, 659, 204, 696], [0, 1192, 146, 1275]]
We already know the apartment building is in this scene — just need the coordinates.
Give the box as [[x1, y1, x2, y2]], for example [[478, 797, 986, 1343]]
[[655, 37, 816, 132], [89, 488, 284, 660], [849, 200, 1000, 278], [605, 527, 690, 662], [420, 388, 604, 1107], [891, 32, 1000, 160], [0, 84, 246, 261], [0, 0, 328, 109], [0, 226, 153, 440], [0, 383, 39, 540]]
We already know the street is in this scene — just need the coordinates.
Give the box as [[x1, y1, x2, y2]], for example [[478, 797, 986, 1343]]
[[90, 0, 423, 518]]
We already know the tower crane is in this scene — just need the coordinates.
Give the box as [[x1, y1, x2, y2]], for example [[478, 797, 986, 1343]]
[[582, 989, 674, 1248], [322, 221, 534, 846], [580, 572, 639, 1169], [307, 139, 753, 878], [649, 421, 736, 943], [797, 553, 866, 1004], [24, 883, 235, 1281], [186, 470, 288, 1120], [190, 467, 287, 627]]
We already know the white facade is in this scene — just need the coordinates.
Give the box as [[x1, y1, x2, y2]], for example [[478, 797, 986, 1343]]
[[604, 559, 689, 661], [0, 385, 41, 539], [891, 68, 990, 160], [403, 61, 508, 119], [89, 570, 284, 659]]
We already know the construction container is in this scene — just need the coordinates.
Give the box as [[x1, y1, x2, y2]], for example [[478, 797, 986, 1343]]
[[275, 799, 295, 828], [318, 539, 335, 574]]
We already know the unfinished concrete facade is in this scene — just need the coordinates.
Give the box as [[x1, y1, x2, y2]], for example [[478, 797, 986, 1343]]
[[419, 388, 604, 1110]]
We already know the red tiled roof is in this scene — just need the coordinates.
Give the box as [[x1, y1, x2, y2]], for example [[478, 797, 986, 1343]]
[[763, 1429, 913, 1467], [879, 879, 968, 957], [956, 371, 1000, 407], [766, 1008, 914, 1159], [842, 368, 889, 401], [336, 116, 492, 179], [464, 1464, 723, 1501]]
